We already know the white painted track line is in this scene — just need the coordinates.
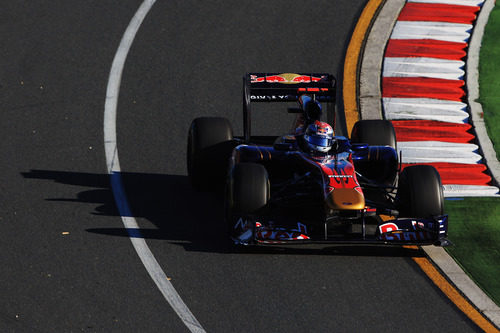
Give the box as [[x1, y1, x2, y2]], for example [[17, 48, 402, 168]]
[[103, 1, 205, 332]]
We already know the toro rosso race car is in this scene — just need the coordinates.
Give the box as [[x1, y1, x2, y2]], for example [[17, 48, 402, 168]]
[[187, 73, 449, 247]]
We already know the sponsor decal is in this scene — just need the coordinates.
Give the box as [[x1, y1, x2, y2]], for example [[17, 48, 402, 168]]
[[256, 222, 310, 241], [250, 95, 289, 101], [233, 218, 310, 241], [233, 218, 264, 230], [297, 87, 329, 92], [317, 127, 328, 136], [379, 222, 399, 234], [411, 220, 433, 230], [378, 220, 437, 242], [250, 73, 325, 84], [317, 158, 359, 190], [379, 231, 433, 242], [234, 217, 250, 230]]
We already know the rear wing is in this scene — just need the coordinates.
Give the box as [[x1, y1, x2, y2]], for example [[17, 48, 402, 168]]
[[243, 73, 336, 141]]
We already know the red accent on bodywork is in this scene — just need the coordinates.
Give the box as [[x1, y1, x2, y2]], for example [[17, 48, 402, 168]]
[[250, 74, 323, 84], [264, 75, 286, 82], [292, 75, 322, 82], [379, 222, 399, 234], [299, 154, 363, 199], [318, 156, 362, 193]]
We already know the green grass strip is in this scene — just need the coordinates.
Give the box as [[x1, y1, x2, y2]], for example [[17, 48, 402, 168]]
[[445, 197, 500, 306], [479, 5, 500, 160]]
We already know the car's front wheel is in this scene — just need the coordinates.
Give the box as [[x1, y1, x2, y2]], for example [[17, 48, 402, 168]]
[[225, 163, 269, 244], [396, 165, 444, 218], [228, 162, 269, 215]]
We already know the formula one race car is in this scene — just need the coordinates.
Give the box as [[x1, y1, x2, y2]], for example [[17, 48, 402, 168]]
[[187, 73, 449, 247]]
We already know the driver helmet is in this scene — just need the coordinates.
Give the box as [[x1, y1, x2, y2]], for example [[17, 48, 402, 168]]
[[304, 121, 334, 154]]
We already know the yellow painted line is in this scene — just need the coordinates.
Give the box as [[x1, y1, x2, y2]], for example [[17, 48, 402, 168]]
[[413, 255, 499, 333], [343, 0, 383, 136], [403, 245, 499, 331], [345, 2, 500, 331]]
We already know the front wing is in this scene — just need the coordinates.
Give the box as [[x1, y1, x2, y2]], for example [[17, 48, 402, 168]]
[[230, 215, 449, 247]]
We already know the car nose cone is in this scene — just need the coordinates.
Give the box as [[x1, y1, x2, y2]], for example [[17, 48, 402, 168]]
[[326, 188, 365, 210]]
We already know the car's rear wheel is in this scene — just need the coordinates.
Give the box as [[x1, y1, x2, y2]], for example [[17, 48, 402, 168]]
[[187, 117, 234, 190], [397, 165, 444, 218], [351, 120, 398, 185], [351, 119, 397, 150]]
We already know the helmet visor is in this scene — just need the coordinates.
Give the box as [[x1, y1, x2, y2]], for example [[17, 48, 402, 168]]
[[306, 135, 332, 147]]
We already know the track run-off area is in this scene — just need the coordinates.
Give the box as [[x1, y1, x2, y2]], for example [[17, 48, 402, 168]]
[[0, 1, 494, 331]]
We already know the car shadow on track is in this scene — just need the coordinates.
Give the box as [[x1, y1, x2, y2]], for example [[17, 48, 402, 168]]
[[21, 169, 425, 258], [21, 169, 229, 251]]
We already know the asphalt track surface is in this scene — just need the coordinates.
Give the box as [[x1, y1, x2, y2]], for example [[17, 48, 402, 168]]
[[0, 1, 483, 332]]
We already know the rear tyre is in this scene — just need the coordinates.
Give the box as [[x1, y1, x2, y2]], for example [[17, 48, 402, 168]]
[[351, 119, 397, 150], [397, 165, 444, 218], [351, 120, 398, 185], [187, 117, 234, 190]]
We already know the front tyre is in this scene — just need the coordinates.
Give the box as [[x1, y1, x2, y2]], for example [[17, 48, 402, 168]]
[[229, 163, 269, 215], [396, 165, 444, 218], [226, 163, 269, 244]]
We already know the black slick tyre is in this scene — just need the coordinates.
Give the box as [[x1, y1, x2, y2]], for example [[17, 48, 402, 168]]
[[225, 163, 269, 249], [229, 163, 269, 214], [350, 119, 398, 185], [187, 117, 234, 190], [351, 119, 397, 150], [397, 165, 444, 218]]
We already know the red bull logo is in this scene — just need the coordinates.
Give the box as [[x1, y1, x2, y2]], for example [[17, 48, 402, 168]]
[[251, 73, 324, 84], [317, 126, 329, 135], [312, 121, 333, 136]]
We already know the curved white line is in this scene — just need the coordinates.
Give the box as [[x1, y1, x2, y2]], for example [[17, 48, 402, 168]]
[[103, 1, 205, 332]]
